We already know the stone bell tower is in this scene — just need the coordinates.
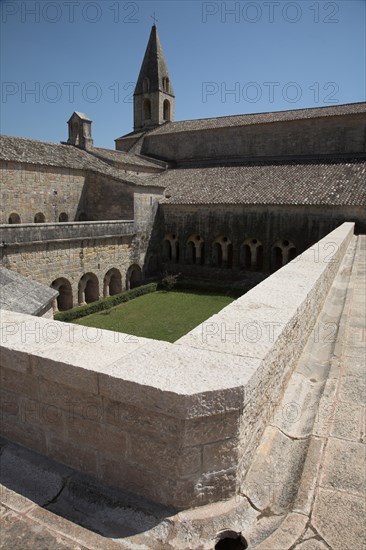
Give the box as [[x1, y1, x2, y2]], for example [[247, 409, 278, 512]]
[[133, 25, 175, 132]]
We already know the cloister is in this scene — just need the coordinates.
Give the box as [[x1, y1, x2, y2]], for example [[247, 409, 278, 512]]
[[163, 234, 297, 271], [51, 264, 143, 312]]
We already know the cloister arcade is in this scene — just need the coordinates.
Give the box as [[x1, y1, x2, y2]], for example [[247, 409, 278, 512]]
[[162, 233, 297, 272], [50, 264, 143, 312]]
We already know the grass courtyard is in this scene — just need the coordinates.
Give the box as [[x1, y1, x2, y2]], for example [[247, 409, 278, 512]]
[[74, 290, 234, 342]]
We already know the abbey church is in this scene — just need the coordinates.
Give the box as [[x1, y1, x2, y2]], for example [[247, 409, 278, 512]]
[[1, 25, 365, 311]]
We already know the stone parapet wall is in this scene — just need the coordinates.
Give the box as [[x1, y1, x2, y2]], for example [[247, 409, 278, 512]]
[[0, 221, 135, 245], [0, 222, 142, 308], [0, 223, 355, 509], [141, 115, 365, 163]]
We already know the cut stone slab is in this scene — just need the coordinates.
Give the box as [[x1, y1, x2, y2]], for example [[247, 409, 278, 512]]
[[338, 374, 366, 406], [330, 400, 364, 442], [294, 538, 329, 549], [0, 508, 89, 550], [0, 442, 72, 511], [241, 426, 308, 514], [253, 513, 308, 550], [293, 437, 325, 516], [312, 488, 366, 550], [0, 266, 58, 317], [319, 438, 366, 496]]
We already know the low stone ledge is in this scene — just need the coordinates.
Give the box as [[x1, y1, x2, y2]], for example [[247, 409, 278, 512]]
[[0, 222, 355, 508], [0, 220, 135, 246]]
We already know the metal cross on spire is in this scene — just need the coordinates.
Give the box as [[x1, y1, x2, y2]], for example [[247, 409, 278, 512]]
[[150, 12, 158, 25]]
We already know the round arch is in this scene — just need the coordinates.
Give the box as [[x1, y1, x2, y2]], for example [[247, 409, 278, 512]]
[[8, 213, 21, 224], [103, 268, 122, 297], [187, 234, 204, 265], [59, 212, 69, 222], [271, 239, 297, 271], [34, 212, 45, 223], [126, 264, 142, 290], [163, 99, 171, 121], [213, 236, 232, 268], [78, 272, 100, 305], [51, 278, 73, 311]]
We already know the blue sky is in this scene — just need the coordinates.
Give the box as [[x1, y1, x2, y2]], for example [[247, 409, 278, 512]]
[[1, 0, 365, 148]]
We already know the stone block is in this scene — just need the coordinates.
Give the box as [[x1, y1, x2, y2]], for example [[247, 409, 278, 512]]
[[183, 411, 240, 446], [338, 374, 366, 405], [47, 436, 98, 476], [102, 397, 183, 444], [127, 432, 201, 478], [312, 488, 366, 550], [202, 438, 238, 472], [319, 438, 366, 496]]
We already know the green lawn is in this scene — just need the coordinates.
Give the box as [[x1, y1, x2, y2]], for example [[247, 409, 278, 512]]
[[74, 290, 234, 342]]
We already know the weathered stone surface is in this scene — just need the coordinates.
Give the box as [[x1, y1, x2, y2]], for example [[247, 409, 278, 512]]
[[0, 509, 89, 550], [312, 488, 366, 550], [294, 538, 329, 549], [293, 437, 325, 516], [320, 438, 366, 496], [0, 443, 72, 511], [241, 426, 308, 514], [202, 438, 237, 472], [330, 400, 364, 441], [254, 513, 308, 550], [338, 374, 366, 405]]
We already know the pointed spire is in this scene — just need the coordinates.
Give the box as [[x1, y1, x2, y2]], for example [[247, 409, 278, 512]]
[[134, 25, 174, 96]]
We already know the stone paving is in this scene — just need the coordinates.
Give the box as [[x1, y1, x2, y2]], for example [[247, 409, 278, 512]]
[[0, 236, 365, 549]]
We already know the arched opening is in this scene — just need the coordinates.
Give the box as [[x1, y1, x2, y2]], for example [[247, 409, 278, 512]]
[[288, 247, 297, 262], [241, 244, 252, 269], [163, 239, 172, 261], [272, 247, 283, 271], [59, 212, 68, 222], [200, 243, 205, 265], [142, 77, 150, 93], [143, 98, 151, 120], [175, 241, 180, 263], [227, 243, 233, 268], [187, 235, 204, 265], [272, 239, 297, 270], [8, 213, 21, 224], [126, 264, 142, 290], [34, 212, 45, 223], [78, 273, 99, 305], [77, 212, 87, 221], [104, 268, 122, 297], [187, 241, 196, 264], [72, 121, 79, 146], [162, 77, 170, 92], [163, 99, 171, 121], [51, 278, 73, 311], [256, 245, 264, 270], [213, 242, 223, 267]]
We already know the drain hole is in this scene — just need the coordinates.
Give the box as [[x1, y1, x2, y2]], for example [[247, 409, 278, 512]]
[[214, 530, 248, 549]]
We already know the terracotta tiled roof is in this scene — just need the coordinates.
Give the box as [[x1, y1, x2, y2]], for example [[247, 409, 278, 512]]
[[92, 147, 166, 169], [0, 135, 165, 187], [147, 102, 366, 136], [158, 158, 366, 206]]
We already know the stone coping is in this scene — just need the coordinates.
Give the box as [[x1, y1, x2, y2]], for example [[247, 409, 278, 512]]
[[0, 221, 135, 245], [0, 220, 355, 418], [0, 222, 355, 508]]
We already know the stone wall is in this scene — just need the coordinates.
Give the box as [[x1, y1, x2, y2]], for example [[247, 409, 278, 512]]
[[0, 161, 86, 224], [146, 203, 364, 277], [0, 160, 165, 226], [0, 222, 142, 308], [0, 223, 355, 509], [140, 114, 365, 163]]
